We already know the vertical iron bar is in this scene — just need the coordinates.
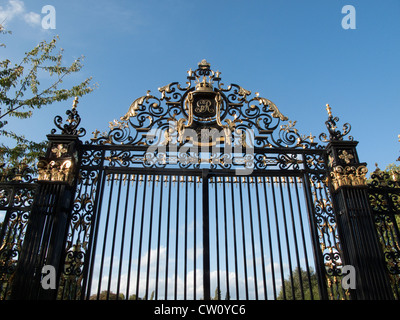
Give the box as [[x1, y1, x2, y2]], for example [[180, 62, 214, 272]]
[[222, 177, 230, 300], [135, 174, 148, 300], [164, 176, 172, 300], [255, 177, 268, 299], [302, 173, 329, 300], [174, 175, 180, 300], [286, 178, 304, 299], [246, 176, 259, 299], [202, 170, 211, 301], [117, 174, 131, 299], [278, 176, 295, 299], [107, 173, 123, 299], [184, 175, 188, 300], [60, 184, 76, 298], [294, 177, 314, 299], [155, 175, 164, 300], [84, 167, 106, 300], [230, 177, 239, 299], [126, 174, 139, 300], [238, 178, 249, 299], [145, 175, 156, 300], [78, 169, 94, 299], [82, 149, 105, 299], [270, 177, 285, 299], [96, 174, 115, 299], [262, 176, 276, 299], [214, 176, 221, 300], [193, 175, 197, 300]]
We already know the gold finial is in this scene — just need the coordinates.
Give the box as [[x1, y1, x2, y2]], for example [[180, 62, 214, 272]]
[[92, 129, 100, 139], [72, 96, 79, 110], [326, 104, 332, 117], [198, 59, 211, 69]]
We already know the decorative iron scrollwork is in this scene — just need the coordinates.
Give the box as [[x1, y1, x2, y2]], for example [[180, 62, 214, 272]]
[[308, 172, 348, 299], [51, 97, 86, 137], [319, 104, 353, 142], [0, 163, 34, 183], [367, 165, 400, 298], [0, 184, 37, 299], [88, 60, 320, 153]]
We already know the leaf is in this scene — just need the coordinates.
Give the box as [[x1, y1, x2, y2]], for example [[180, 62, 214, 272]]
[[0, 27, 95, 170]]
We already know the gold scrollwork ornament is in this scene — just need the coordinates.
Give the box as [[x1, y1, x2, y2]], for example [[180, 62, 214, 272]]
[[330, 165, 368, 190]]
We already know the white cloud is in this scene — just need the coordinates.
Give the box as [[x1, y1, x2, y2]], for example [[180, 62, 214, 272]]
[[0, 0, 24, 22], [23, 11, 41, 26], [0, 0, 41, 27]]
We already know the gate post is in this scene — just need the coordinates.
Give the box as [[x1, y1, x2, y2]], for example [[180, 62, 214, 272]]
[[10, 98, 84, 299], [323, 105, 394, 299]]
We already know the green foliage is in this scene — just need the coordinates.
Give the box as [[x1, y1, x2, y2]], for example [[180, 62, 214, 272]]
[[369, 163, 400, 184], [88, 290, 155, 300], [277, 267, 320, 300], [212, 286, 221, 300], [89, 290, 125, 300], [0, 25, 95, 170], [369, 162, 400, 228]]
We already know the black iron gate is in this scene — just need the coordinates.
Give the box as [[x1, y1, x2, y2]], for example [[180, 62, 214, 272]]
[[0, 60, 396, 300], [51, 60, 348, 300], [61, 168, 328, 301], [367, 166, 400, 299]]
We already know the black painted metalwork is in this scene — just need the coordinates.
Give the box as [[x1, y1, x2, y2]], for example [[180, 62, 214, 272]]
[[0, 61, 396, 300], [56, 60, 337, 300], [368, 167, 400, 299], [324, 109, 395, 300], [0, 178, 38, 299]]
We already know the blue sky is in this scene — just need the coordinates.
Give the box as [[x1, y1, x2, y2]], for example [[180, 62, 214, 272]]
[[1, 0, 400, 173]]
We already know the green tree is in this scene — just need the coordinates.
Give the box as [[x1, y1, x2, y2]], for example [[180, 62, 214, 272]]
[[212, 286, 221, 300], [369, 163, 400, 185], [89, 290, 125, 300], [277, 267, 320, 300], [0, 25, 95, 170]]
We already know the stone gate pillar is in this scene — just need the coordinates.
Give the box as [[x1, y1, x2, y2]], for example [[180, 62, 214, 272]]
[[11, 98, 84, 299], [323, 104, 394, 299]]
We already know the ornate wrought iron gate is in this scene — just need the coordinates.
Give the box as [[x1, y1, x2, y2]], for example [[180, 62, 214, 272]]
[[0, 60, 396, 300]]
